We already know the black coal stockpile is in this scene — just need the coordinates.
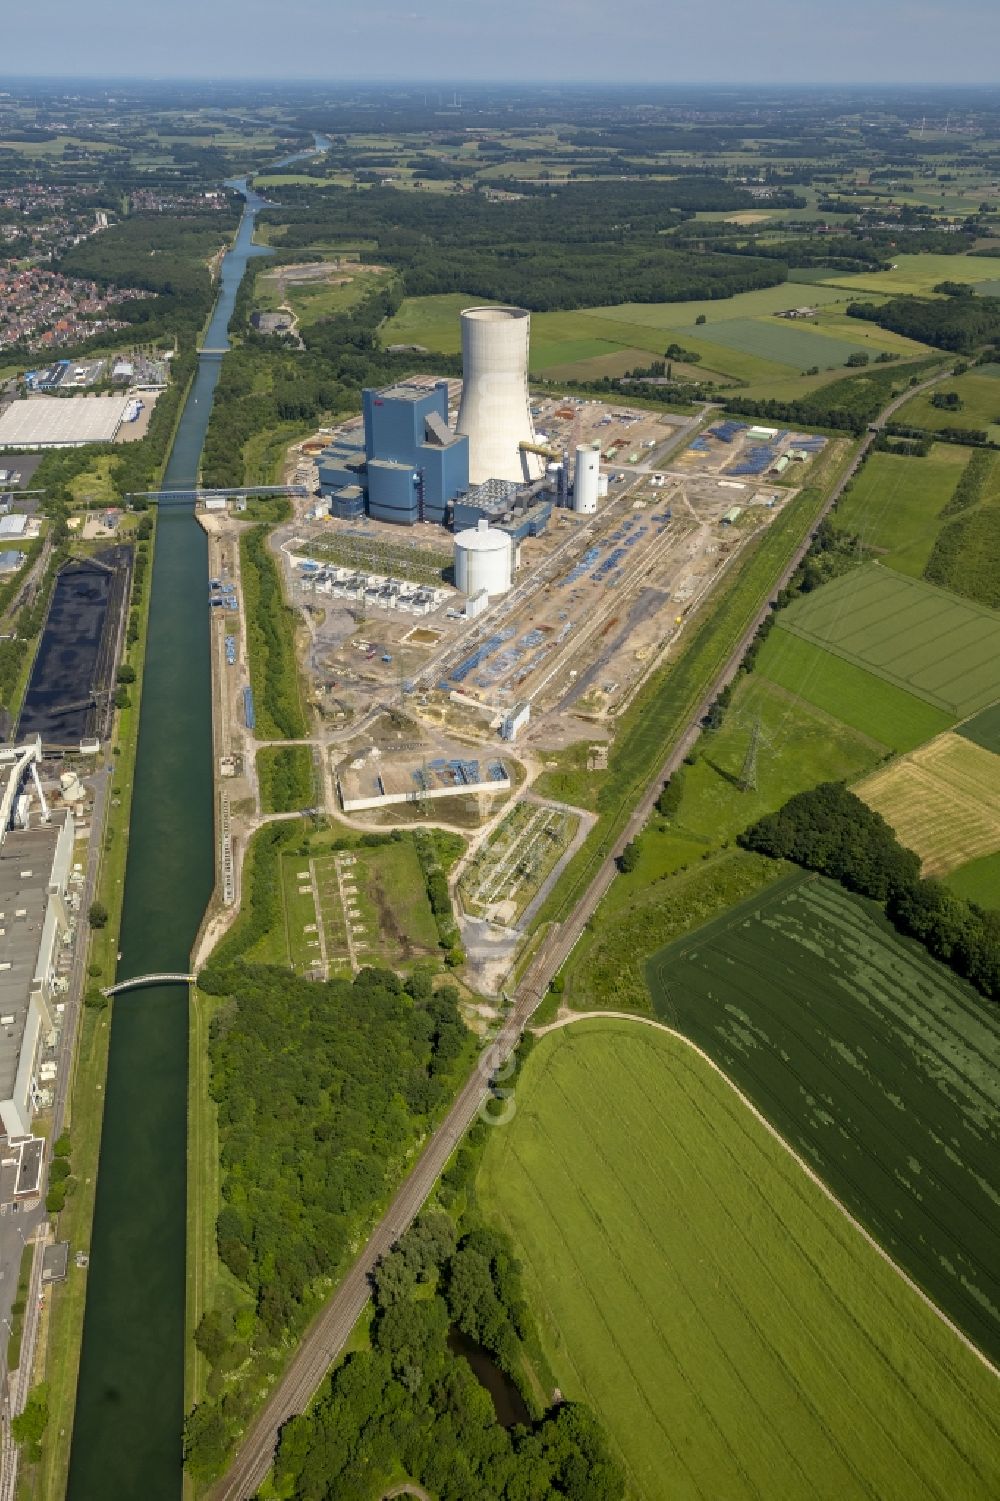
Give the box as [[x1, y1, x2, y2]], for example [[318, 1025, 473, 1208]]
[[18, 546, 131, 746]]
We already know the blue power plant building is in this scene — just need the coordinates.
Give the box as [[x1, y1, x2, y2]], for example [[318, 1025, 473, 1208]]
[[318, 380, 469, 526]]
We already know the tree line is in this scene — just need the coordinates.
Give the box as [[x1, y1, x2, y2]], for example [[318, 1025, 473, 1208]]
[[738, 783, 1000, 1000], [848, 292, 1000, 354]]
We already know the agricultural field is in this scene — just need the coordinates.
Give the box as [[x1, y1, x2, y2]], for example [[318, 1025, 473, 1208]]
[[818, 251, 1000, 296], [456, 799, 580, 928], [556, 668, 882, 1015], [481, 1019, 1000, 1500], [894, 365, 1000, 442], [830, 443, 970, 576], [959, 700, 1000, 753], [856, 732, 1000, 875], [380, 286, 933, 388], [626, 671, 882, 878], [944, 850, 1000, 909], [647, 873, 1000, 1366], [778, 564, 1000, 716], [754, 622, 955, 750], [668, 315, 875, 370]]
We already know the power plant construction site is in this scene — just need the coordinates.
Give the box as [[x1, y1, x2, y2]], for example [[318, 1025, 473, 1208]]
[[199, 303, 832, 990]]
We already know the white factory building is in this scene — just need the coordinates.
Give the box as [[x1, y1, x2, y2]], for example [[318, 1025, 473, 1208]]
[[0, 740, 75, 1139]]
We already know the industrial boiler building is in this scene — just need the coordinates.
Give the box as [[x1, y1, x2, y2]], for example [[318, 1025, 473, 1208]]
[[318, 380, 469, 525]]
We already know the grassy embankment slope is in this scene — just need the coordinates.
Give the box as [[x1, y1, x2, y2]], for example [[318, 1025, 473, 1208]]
[[480, 1019, 1000, 1501]]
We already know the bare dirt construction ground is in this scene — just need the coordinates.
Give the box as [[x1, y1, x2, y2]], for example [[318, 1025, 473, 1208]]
[[857, 731, 1000, 874]]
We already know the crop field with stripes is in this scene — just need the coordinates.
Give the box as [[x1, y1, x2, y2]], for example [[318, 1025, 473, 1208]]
[[857, 732, 1000, 875], [777, 564, 1000, 717], [480, 1019, 1000, 1501], [647, 873, 1000, 1367]]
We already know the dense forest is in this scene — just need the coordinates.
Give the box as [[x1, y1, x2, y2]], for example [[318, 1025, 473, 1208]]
[[257, 180, 787, 312], [57, 205, 240, 349], [185, 959, 471, 1479], [848, 292, 1000, 353], [739, 783, 1000, 999], [267, 1212, 625, 1501]]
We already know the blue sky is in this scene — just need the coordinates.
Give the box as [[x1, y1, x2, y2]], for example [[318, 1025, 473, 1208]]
[[2, 0, 998, 83]]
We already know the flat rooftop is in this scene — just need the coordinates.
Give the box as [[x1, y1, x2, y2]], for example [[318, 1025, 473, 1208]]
[[0, 823, 61, 1105], [0, 395, 130, 449], [377, 381, 436, 404]]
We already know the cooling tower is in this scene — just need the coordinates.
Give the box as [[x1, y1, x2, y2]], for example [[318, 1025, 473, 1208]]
[[455, 306, 542, 485]]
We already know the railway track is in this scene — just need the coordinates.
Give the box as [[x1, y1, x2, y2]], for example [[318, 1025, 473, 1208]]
[[209, 370, 954, 1500]]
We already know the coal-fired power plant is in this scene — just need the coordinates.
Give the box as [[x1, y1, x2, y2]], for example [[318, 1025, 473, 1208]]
[[456, 306, 542, 486]]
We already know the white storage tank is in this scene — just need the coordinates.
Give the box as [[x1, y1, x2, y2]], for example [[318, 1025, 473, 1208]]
[[574, 443, 600, 513], [454, 520, 513, 596]]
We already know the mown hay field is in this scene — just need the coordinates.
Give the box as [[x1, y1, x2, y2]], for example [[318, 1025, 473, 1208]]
[[778, 563, 1000, 716], [856, 732, 1000, 875], [481, 1019, 1000, 1501], [648, 873, 1000, 1367], [754, 625, 954, 751]]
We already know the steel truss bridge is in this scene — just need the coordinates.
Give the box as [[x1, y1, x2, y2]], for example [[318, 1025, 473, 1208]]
[[101, 972, 196, 996]]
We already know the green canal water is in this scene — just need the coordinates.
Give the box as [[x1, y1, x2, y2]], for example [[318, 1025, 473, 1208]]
[[66, 184, 271, 1500]]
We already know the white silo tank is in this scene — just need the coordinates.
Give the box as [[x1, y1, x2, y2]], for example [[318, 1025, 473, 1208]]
[[574, 444, 600, 513], [455, 306, 541, 485], [453, 521, 513, 596]]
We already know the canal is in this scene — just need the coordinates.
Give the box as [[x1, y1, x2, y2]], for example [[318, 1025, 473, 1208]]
[[66, 182, 271, 1500]]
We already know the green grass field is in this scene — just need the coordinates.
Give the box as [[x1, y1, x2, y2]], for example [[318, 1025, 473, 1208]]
[[895, 368, 1000, 442], [379, 287, 929, 388], [754, 624, 953, 750], [959, 700, 1000, 752], [313, 841, 440, 972], [778, 564, 1000, 716], [670, 315, 874, 369], [819, 252, 1000, 296], [481, 1019, 1000, 1500], [648, 873, 1000, 1367], [944, 850, 1000, 908], [620, 671, 881, 883], [831, 443, 970, 575]]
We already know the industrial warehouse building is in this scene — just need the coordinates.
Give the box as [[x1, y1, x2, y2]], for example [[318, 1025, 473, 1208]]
[[0, 740, 75, 1139], [0, 394, 133, 449]]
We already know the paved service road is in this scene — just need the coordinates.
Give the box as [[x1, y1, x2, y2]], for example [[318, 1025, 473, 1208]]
[[209, 370, 956, 1501]]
